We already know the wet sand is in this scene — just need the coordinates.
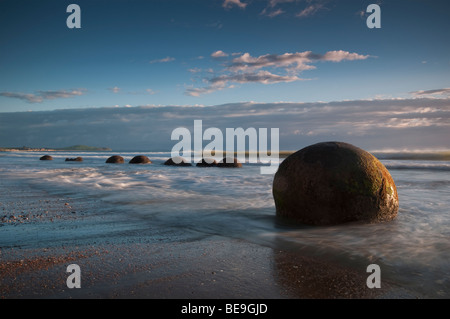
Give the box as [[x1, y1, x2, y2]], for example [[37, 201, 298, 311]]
[[0, 176, 418, 299]]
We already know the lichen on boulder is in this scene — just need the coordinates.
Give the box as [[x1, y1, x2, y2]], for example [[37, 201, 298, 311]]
[[273, 142, 398, 225]]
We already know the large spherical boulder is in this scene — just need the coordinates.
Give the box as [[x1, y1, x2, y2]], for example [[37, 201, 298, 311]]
[[129, 155, 151, 164], [273, 142, 398, 225], [106, 155, 124, 164], [164, 157, 192, 166], [40, 155, 53, 161], [65, 157, 83, 162], [217, 157, 242, 168], [196, 158, 217, 167]]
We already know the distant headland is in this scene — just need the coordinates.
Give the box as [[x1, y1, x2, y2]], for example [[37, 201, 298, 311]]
[[0, 145, 112, 152]]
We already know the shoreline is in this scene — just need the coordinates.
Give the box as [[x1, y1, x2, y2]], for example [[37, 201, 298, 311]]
[[0, 149, 110, 152], [0, 148, 58, 152], [0, 172, 419, 299], [2, 148, 450, 162]]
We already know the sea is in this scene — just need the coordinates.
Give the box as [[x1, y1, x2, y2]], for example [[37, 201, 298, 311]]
[[0, 150, 449, 298]]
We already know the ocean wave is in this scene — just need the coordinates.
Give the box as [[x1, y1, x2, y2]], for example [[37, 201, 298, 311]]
[[384, 163, 450, 171], [374, 151, 450, 161]]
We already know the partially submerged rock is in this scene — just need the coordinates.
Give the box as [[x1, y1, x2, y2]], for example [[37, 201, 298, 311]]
[[273, 141, 398, 225], [106, 155, 124, 164], [164, 157, 192, 166], [217, 157, 243, 168], [39, 155, 53, 161], [129, 155, 151, 164], [196, 158, 217, 167], [65, 157, 83, 162]]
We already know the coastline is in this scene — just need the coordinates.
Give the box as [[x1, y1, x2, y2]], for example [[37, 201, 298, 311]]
[[0, 172, 419, 299], [0, 145, 111, 152], [0, 148, 58, 152], [3, 147, 449, 162]]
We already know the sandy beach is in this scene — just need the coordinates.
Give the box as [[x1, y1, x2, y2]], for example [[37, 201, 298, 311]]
[[0, 173, 418, 299]]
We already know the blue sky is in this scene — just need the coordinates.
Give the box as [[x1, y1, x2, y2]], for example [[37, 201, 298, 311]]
[[0, 0, 449, 111], [0, 0, 449, 150]]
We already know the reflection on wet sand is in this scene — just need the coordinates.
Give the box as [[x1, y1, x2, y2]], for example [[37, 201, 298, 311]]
[[272, 241, 391, 299]]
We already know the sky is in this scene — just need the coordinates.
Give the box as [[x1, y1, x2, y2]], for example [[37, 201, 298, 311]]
[[0, 0, 449, 151]]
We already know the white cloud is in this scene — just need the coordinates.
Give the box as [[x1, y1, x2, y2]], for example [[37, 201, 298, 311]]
[[229, 52, 312, 72], [322, 50, 370, 62], [259, 0, 328, 18], [188, 67, 214, 74], [266, 8, 285, 17], [210, 71, 303, 85], [296, 4, 324, 18], [268, 0, 295, 7], [38, 89, 85, 100], [229, 50, 369, 72], [211, 50, 229, 58], [410, 88, 450, 97], [222, 0, 331, 18], [185, 82, 229, 97], [186, 71, 303, 96], [2, 97, 449, 151], [109, 86, 120, 93], [186, 50, 369, 96], [0, 92, 43, 103], [149, 56, 175, 64], [188, 67, 203, 73], [121, 88, 158, 95], [223, 0, 247, 9], [0, 89, 86, 103]]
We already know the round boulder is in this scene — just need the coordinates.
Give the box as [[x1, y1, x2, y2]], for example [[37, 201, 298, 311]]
[[196, 158, 217, 167], [40, 155, 53, 161], [129, 155, 151, 164], [106, 155, 124, 164], [65, 157, 83, 162], [217, 157, 242, 168], [164, 157, 192, 166], [273, 142, 398, 225]]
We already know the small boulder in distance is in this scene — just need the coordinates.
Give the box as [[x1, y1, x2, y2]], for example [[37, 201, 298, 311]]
[[196, 158, 217, 167], [164, 157, 192, 166], [106, 155, 124, 164], [40, 155, 53, 161], [129, 155, 151, 164], [217, 157, 242, 168]]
